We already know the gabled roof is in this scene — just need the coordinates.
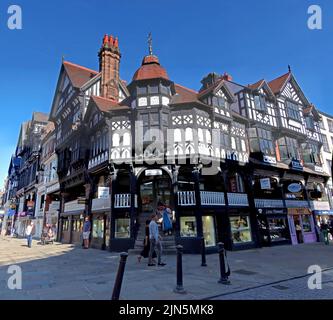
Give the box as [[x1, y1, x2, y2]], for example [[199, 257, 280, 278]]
[[268, 71, 310, 106], [268, 72, 290, 94], [198, 79, 236, 102], [248, 79, 275, 98], [92, 96, 129, 113], [171, 84, 199, 105], [303, 104, 321, 121], [63, 61, 98, 88]]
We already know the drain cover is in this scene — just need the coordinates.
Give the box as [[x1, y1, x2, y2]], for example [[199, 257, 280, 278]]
[[234, 269, 258, 275], [272, 285, 289, 290]]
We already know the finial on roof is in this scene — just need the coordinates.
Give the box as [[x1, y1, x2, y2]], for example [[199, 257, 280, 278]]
[[288, 65, 292, 73], [62, 55, 65, 63], [148, 32, 153, 56]]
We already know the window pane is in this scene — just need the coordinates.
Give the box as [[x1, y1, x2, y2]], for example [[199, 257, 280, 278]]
[[115, 218, 130, 238], [180, 216, 197, 237], [230, 216, 252, 244], [202, 216, 216, 247]]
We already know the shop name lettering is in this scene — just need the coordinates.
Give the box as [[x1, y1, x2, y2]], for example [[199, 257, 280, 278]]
[[4, 5, 22, 30]]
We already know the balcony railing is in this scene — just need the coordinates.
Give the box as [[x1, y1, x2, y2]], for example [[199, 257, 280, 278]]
[[285, 200, 309, 208], [178, 191, 196, 206], [92, 198, 111, 211], [64, 200, 85, 213], [227, 193, 249, 206], [88, 152, 109, 169], [201, 192, 225, 206], [310, 201, 330, 211], [255, 199, 284, 208], [114, 194, 131, 208]]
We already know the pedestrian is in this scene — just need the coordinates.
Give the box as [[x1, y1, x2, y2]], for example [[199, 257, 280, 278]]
[[320, 221, 330, 245], [82, 216, 91, 249], [25, 221, 35, 248], [162, 206, 173, 236], [137, 219, 156, 263], [148, 214, 166, 267], [329, 219, 333, 240]]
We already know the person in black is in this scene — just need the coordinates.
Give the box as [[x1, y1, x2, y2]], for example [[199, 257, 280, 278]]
[[320, 222, 330, 245], [137, 220, 156, 263]]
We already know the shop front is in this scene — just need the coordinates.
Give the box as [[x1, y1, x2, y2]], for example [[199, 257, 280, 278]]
[[288, 208, 317, 245], [314, 210, 333, 227], [228, 209, 255, 250], [257, 209, 291, 246], [71, 215, 84, 245]]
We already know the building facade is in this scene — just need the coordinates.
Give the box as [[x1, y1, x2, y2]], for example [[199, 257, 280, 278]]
[[2, 34, 332, 253], [317, 111, 333, 223]]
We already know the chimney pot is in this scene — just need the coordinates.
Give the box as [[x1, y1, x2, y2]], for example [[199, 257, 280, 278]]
[[222, 72, 233, 81]]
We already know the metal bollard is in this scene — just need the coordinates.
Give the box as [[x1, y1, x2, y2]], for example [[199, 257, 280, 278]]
[[218, 242, 231, 285], [111, 252, 128, 300], [174, 245, 187, 294], [201, 237, 207, 267]]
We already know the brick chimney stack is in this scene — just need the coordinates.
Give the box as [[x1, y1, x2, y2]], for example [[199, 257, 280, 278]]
[[98, 34, 121, 101]]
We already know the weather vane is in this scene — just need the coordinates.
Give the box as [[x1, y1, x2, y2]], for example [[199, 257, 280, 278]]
[[148, 32, 153, 56]]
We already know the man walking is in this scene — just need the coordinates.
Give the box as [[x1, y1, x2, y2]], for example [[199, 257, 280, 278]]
[[148, 214, 166, 267], [25, 221, 35, 248], [82, 216, 91, 249]]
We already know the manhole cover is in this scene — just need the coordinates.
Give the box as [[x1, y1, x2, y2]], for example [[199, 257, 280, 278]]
[[234, 269, 258, 275], [272, 285, 289, 290]]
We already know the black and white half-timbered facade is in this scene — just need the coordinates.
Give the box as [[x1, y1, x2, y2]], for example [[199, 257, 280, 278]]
[[45, 35, 330, 253]]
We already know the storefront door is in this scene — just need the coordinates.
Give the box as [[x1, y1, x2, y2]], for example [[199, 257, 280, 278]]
[[139, 171, 172, 215], [71, 216, 83, 245]]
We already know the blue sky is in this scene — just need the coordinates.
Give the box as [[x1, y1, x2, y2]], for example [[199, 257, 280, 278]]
[[0, 0, 332, 189]]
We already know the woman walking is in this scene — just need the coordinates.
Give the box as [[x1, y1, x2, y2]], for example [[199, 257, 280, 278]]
[[138, 220, 156, 263]]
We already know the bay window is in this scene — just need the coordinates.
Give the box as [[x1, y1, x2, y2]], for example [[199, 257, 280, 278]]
[[249, 128, 275, 156], [301, 143, 321, 164], [254, 95, 267, 112], [278, 136, 300, 161]]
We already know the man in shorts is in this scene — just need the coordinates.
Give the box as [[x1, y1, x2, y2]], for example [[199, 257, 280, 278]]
[[83, 216, 91, 249]]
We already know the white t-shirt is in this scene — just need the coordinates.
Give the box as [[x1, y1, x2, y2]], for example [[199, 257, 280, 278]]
[[26, 225, 33, 236]]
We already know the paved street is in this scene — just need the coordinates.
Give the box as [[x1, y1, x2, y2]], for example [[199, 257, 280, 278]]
[[0, 237, 333, 300]]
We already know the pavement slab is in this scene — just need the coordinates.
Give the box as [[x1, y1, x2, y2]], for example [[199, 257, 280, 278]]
[[0, 237, 333, 300]]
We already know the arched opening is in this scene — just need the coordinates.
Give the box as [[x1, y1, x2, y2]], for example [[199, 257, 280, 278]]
[[137, 168, 173, 216]]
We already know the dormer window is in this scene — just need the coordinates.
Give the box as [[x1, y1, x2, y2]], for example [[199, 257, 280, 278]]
[[254, 95, 267, 112], [161, 85, 171, 95], [286, 101, 301, 121]]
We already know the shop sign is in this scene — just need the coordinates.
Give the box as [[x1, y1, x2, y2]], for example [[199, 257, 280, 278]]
[[314, 210, 333, 216], [145, 169, 163, 177], [263, 155, 277, 165], [260, 178, 271, 190], [98, 187, 110, 199], [288, 183, 302, 193], [314, 166, 324, 173], [263, 209, 287, 215], [288, 208, 312, 216], [77, 197, 87, 205], [290, 160, 303, 171]]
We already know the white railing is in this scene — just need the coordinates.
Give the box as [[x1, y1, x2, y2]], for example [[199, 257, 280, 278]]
[[178, 191, 196, 206], [92, 198, 111, 211], [255, 199, 284, 208], [114, 194, 131, 208], [285, 200, 309, 208], [227, 193, 249, 206], [201, 192, 225, 206], [64, 200, 85, 213], [88, 151, 109, 169], [310, 201, 331, 211]]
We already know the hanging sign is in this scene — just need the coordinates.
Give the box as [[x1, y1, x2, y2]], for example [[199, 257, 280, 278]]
[[98, 187, 110, 199], [145, 169, 163, 177], [260, 178, 271, 190]]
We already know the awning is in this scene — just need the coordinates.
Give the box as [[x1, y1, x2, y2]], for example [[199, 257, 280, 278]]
[[314, 210, 333, 216]]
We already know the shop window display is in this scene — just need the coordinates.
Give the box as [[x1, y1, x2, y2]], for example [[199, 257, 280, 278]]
[[93, 216, 105, 239], [267, 218, 290, 242], [202, 216, 216, 247], [180, 216, 197, 237], [302, 215, 313, 233], [115, 218, 130, 238], [230, 216, 252, 244]]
